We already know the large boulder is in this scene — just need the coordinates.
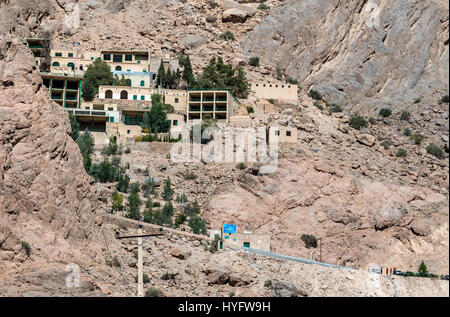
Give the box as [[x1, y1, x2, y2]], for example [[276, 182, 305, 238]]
[[222, 8, 252, 23]]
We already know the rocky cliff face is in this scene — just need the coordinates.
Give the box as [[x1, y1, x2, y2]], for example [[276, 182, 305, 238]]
[[241, 0, 449, 111], [0, 37, 101, 267]]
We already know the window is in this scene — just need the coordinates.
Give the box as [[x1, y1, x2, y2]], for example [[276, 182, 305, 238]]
[[52, 62, 60, 67], [141, 96, 145, 101], [125, 79, 132, 86], [256, 84, 259, 87], [175, 98, 179, 103], [127, 69, 131, 72], [140, 80, 145, 87], [108, 107, 114, 111], [55, 52, 62, 57], [67, 62, 75, 70], [68, 53, 73, 57], [80, 65, 84, 71], [103, 54, 111, 61], [225, 236, 229, 240], [275, 130, 280, 136], [105, 90, 113, 99], [109, 117, 114, 123], [115, 66, 122, 71], [125, 54, 132, 61], [113, 55, 122, 63], [120, 90, 128, 100], [143, 69, 146, 72], [243, 242, 250, 248], [127, 130, 131, 134], [133, 95, 137, 100], [286, 131, 291, 136], [90, 57, 94, 60], [173, 120, 178, 126]]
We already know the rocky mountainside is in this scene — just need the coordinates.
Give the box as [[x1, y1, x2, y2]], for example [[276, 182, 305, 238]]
[[241, 0, 449, 112]]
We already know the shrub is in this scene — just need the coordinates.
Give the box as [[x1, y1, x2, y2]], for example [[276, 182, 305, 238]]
[[380, 140, 390, 150], [426, 144, 444, 159], [101, 137, 119, 156], [249, 56, 260, 67], [112, 191, 124, 211], [209, 234, 221, 253], [161, 272, 178, 280], [184, 172, 197, 180], [400, 110, 411, 121], [286, 77, 299, 85], [69, 115, 80, 141], [219, 31, 235, 41], [403, 128, 412, 136], [329, 103, 342, 113], [308, 89, 322, 101], [247, 106, 254, 114], [267, 98, 274, 104], [135, 273, 150, 284], [209, 1, 218, 9], [440, 95, 449, 104], [369, 117, 377, 125], [396, 148, 407, 157], [184, 200, 201, 216], [275, 66, 285, 79], [264, 279, 272, 288], [410, 133, 423, 145], [116, 173, 130, 193], [145, 287, 164, 297], [257, 3, 269, 10], [379, 108, 392, 118], [188, 215, 207, 235], [112, 255, 121, 267], [175, 213, 187, 227], [314, 101, 323, 111], [236, 162, 246, 170], [90, 159, 116, 183], [349, 115, 368, 130], [418, 260, 428, 277], [301, 234, 317, 249], [162, 177, 174, 201], [21, 241, 31, 257]]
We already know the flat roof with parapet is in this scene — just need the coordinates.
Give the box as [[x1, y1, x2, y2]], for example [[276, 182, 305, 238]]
[[40, 72, 84, 80], [100, 49, 150, 54]]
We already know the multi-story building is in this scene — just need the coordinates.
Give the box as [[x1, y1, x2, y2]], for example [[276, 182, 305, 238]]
[[25, 37, 48, 67], [250, 81, 299, 102], [41, 72, 83, 108], [186, 89, 240, 122], [162, 89, 188, 112]]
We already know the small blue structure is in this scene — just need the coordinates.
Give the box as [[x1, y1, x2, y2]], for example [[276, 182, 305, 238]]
[[223, 224, 237, 234]]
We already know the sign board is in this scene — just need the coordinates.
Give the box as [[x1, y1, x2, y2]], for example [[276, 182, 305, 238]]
[[223, 224, 237, 234]]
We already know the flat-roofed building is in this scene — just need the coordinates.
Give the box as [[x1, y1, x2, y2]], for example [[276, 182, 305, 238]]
[[98, 85, 158, 102], [251, 81, 299, 102], [25, 37, 49, 67], [162, 89, 187, 112], [268, 125, 298, 144], [187, 89, 240, 123]]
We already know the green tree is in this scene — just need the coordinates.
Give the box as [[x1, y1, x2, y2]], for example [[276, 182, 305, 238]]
[[112, 191, 124, 211], [112, 74, 128, 86], [249, 56, 260, 67], [156, 59, 166, 88], [116, 173, 130, 193], [83, 59, 113, 94], [81, 79, 96, 101], [180, 54, 195, 86], [76, 130, 95, 172], [69, 114, 80, 141], [379, 108, 392, 118], [188, 215, 207, 235], [162, 177, 174, 201], [127, 189, 142, 220], [349, 115, 368, 130], [148, 94, 170, 133], [418, 260, 428, 277], [90, 159, 116, 183]]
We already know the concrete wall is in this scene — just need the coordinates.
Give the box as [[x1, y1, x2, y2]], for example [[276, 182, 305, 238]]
[[251, 82, 298, 101], [269, 126, 298, 143]]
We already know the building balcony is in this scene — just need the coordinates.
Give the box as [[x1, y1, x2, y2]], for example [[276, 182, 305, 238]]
[[189, 97, 201, 102], [216, 107, 227, 112], [189, 107, 201, 112], [216, 98, 227, 102]]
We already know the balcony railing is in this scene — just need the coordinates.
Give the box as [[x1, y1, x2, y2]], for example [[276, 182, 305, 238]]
[[202, 97, 214, 102], [189, 97, 201, 102], [202, 107, 214, 112], [216, 97, 227, 102], [216, 107, 227, 112], [65, 108, 107, 117], [189, 107, 201, 112]]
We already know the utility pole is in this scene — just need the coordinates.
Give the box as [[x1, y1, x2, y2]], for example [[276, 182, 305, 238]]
[[73, 41, 80, 74], [116, 223, 164, 297]]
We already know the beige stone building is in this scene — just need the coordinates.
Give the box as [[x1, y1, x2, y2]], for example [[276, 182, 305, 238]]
[[268, 126, 298, 143], [210, 229, 271, 252], [251, 81, 299, 102], [162, 89, 188, 112]]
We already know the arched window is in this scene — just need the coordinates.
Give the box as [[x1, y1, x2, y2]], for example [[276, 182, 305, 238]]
[[67, 62, 75, 70], [80, 65, 84, 71], [52, 62, 60, 67], [126, 79, 132, 87], [120, 90, 128, 100], [115, 66, 122, 71], [105, 90, 113, 99], [140, 80, 145, 87]]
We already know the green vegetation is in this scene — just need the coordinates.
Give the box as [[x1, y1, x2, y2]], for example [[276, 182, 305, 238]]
[[267, 98, 274, 104], [101, 136, 119, 156], [426, 143, 444, 159], [183, 200, 201, 217], [439, 95, 449, 104], [219, 31, 235, 41], [175, 213, 187, 227], [193, 56, 249, 98], [236, 162, 246, 170], [82, 59, 113, 100], [135, 273, 150, 284], [112, 191, 123, 211], [257, 3, 269, 10], [21, 241, 31, 257], [286, 77, 299, 85], [247, 106, 254, 114], [209, 234, 221, 253], [301, 234, 318, 249], [400, 110, 411, 121], [127, 185, 142, 220], [349, 115, 368, 130], [328, 103, 342, 113], [162, 177, 174, 201], [112, 74, 129, 86], [308, 89, 322, 101], [314, 101, 323, 111], [403, 128, 412, 136], [155, 58, 182, 89], [249, 56, 260, 67], [188, 215, 207, 235], [275, 66, 285, 79], [396, 148, 407, 157], [184, 172, 197, 180], [144, 202, 174, 227], [145, 287, 164, 297], [209, 1, 218, 9], [368, 117, 377, 125], [90, 159, 116, 183], [177, 52, 195, 87], [116, 173, 130, 193], [141, 94, 170, 134], [76, 130, 95, 172], [161, 272, 178, 280], [264, 280, 272, 288], [410, 133, 423, 145], [380, 140, 390, 150], [69, 114, 80, 141], [418, 260, 428, 277], [379, 108, 392, 118]]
